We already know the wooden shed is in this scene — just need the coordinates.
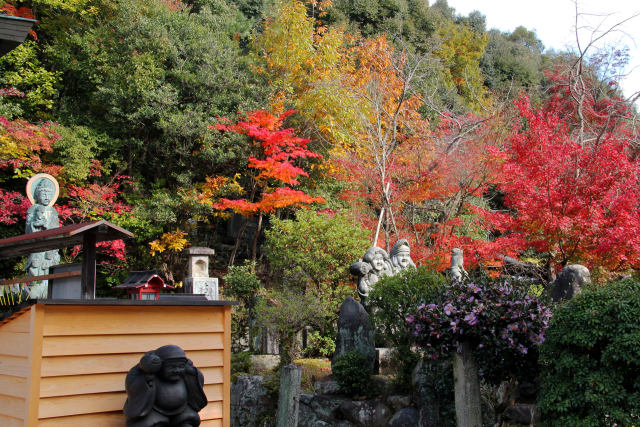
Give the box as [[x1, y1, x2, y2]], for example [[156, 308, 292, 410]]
[[0, 299, 234, 426]]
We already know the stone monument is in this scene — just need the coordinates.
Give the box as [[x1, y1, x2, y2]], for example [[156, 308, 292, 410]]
[[24, 173, 60, 298], [184, 247, 218, 300], [123, 344, 208, 427]]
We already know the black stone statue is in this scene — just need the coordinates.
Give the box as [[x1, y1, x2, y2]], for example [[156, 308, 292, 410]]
[[123, 345, 208, 427]]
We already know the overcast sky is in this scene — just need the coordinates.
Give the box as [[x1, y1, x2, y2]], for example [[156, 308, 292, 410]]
[[446, 0, 640, 100]]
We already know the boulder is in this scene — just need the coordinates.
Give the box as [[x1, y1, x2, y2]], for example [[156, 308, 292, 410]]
[[230, 374, 273, 427], [338, 399, 392, 427], [549, 264, 591, 301], [314, 376, 340, 395], [298, 394, 354, 427], [386, 395, 412, 410], [387, 407, 419, 427], [332, 297, 376, 373]]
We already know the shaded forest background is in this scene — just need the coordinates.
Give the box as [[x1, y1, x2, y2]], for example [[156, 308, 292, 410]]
[[0, 0, 638, 294]]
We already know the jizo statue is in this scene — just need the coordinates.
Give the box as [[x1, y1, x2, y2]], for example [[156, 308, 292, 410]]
[[123, 345, 208, 427]]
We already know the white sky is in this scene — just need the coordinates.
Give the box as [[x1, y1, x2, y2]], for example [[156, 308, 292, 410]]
[[446, 0, 640, 101]]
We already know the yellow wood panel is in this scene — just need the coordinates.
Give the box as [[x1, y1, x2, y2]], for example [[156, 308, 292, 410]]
[[201, 419, 223, 427], [0, 414, 24, 427], [38, 391, 126, 419], [40, 349, 223, 377], [0, 354, 29, 377], [0, 332, 30, 358], [40, 372, 125, 398], [43, 306, 225, 336], [40, 367, 222, 398], [223, 306, 231, 427], [42, 332, 224, 356], [0, 374, 28, 399], [39, 389, 225, 420], [27, 303, 44, 426], [0, 393, 26, 420], [0, 308, 31, 333], [203, 383, 223, 403], [38, 411, 124, 427], [202, 366, 223, 385], [200, 400, 223, 420]]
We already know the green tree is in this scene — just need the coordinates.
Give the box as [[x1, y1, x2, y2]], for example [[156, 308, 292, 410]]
[[264, 209, 369, 337]]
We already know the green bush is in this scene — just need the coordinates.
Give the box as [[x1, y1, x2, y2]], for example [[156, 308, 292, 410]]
[[332, 349, 372, 397], [303, 330, 336, 358], [538, 279, 640, 426], [231, 351, 253, 383], [369, 266, 446, 390]]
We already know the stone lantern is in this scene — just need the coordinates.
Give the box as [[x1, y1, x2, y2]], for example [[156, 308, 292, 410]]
[[184, 247, 218, 300]]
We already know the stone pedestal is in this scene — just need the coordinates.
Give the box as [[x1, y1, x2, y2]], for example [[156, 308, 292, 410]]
[[184, 277, 219, 300], [184, 247, 218, 300]]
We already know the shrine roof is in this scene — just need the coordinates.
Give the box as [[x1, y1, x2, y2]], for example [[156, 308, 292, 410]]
[[0, 220, 134, 259]]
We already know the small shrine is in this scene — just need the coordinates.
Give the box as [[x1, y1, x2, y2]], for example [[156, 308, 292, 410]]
[[115, 270, 174, 300]]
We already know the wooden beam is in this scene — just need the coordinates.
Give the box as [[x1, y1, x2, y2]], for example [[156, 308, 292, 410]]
[[0, 271, 81, 287], [81, 234, 96, 300]]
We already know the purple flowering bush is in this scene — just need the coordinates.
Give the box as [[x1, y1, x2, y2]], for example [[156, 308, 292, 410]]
[[408, 279, 552, 384]]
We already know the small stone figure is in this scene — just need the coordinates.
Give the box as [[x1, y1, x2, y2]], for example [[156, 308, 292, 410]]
[[389, 239, 416, 273], [123, 345, 208, 427], [350, 246, 392, 306], [449, 248, 468, 282]]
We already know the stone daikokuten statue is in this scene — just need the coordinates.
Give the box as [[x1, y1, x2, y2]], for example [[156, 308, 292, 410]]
[[449, 247, 469, 282], [24, 174, 61, 297], [123, 345, 208, 427], [350, 240, 416, 307], [350, 246, 392, 306], [389, 238, 416, 274]]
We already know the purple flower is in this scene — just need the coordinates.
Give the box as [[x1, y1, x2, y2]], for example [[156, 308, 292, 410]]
[[464, 312, 478, 326], [427, 303, 437, 310], [406, 314, 415, 323], [518, 344, 528, 354], [469, 283, 481, 293], [444, 303, 454, 316], [530, 333, 545, 344]]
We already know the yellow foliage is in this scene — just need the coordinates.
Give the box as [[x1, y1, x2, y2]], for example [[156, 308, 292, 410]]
[[148, 230, 190, 256]]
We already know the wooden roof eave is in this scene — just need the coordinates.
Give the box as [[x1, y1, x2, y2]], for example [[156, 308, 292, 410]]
[[0, 220, 134, 259]]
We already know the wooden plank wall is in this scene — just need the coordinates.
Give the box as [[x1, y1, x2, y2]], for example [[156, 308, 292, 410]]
[[0, 307, 34, 427], [37, 304, 231, 427]]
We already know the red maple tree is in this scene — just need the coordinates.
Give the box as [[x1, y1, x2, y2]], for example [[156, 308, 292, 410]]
[[484, 95, 640, 272], [209, 109, 325, 263]]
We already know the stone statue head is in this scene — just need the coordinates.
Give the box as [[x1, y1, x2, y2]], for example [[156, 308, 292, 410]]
[[34, 178, 55, 205], [390, 239, 415, 271], [155, 345, 188, 382], [363, 246, 391, 274]]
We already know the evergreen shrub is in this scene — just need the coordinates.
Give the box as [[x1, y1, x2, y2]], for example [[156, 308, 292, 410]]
[[538, 279, 640, 426], [332, 349, 372, 396]]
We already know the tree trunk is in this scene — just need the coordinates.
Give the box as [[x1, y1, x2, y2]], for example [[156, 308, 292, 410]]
[[251, 212, 263, 263], [453, 341, 482, 427], [228, 216, 247, 267]]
